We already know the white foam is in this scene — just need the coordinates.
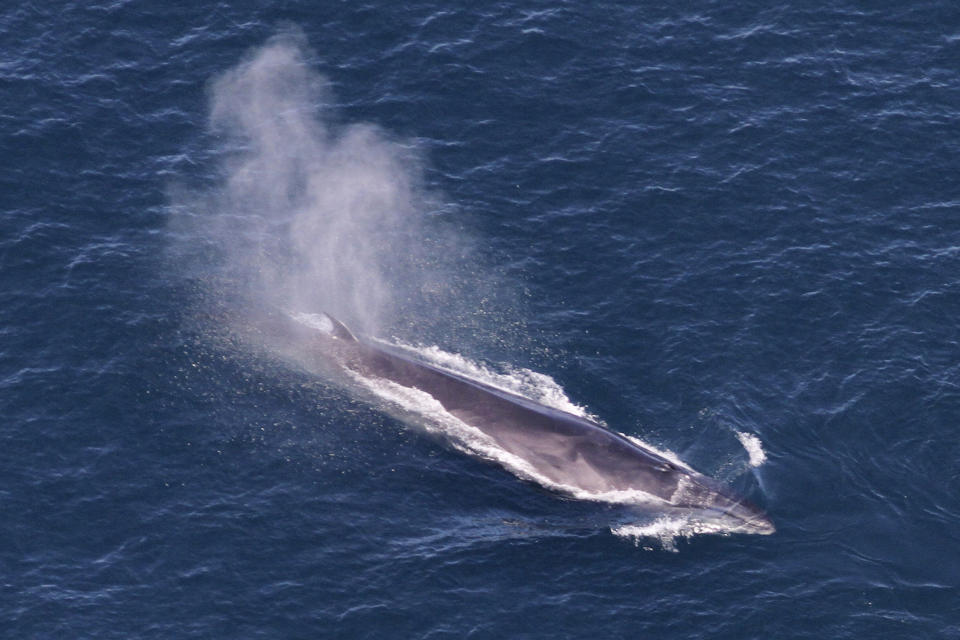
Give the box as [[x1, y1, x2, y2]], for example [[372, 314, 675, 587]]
[[611, 515, 734, 552], [735, 431, 768, 467]]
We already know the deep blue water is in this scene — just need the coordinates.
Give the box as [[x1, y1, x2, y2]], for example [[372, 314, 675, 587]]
[[3, 1, 960, 637]]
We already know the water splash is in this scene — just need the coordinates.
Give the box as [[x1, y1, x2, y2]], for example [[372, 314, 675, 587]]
[[735, 431, 768, 467]]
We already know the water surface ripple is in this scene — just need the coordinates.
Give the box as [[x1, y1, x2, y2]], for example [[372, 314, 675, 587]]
[[1, 1, 959, 637]]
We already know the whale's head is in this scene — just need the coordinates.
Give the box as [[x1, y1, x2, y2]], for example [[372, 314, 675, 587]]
[[715, 498, 776, 535], [671, 473, 775, 535]]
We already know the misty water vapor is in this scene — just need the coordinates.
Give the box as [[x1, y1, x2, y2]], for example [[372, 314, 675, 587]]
[[178, 31, 472, 337]]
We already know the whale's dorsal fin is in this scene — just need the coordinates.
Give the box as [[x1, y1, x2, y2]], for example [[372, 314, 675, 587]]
[[324, 313, 357, 342]]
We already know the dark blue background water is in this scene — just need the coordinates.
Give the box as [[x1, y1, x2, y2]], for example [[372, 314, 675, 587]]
[[3, 1, 959, 637]]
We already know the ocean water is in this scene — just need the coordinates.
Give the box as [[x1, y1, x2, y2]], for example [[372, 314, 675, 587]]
[[3, 1, 959, 637]]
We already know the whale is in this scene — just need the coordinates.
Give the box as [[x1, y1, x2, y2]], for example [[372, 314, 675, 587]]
[[250, 307, 775, 535]]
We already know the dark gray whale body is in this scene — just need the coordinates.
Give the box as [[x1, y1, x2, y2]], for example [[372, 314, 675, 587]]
[[261, 309, 774, 535]]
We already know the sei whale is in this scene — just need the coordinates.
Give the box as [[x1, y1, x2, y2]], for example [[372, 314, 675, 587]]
[[255, 308, 774, 535]]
